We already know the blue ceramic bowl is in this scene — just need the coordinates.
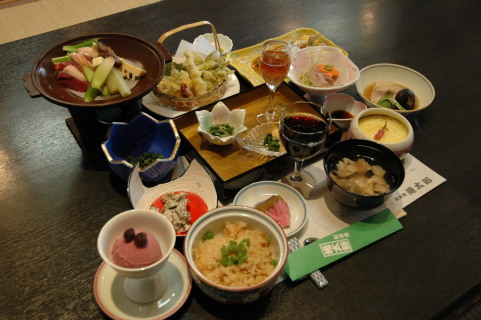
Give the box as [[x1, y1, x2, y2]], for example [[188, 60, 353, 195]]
[[102, 112, 181, 184]]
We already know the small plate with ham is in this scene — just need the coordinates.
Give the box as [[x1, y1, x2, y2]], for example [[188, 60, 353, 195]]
[[233, 181, 308, 237]]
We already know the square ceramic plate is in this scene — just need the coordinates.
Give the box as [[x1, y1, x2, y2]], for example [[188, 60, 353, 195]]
[[228, 28, 348, 86]]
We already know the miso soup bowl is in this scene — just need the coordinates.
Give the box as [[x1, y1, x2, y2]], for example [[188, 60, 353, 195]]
[[348, 108, 414, 158], [183, 206, 288, 304], [323, 139, 405, 210]]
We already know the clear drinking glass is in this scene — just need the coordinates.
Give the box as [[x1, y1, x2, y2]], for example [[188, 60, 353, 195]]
[[256, 40, 291, 123], [279, 101, 331, 198]]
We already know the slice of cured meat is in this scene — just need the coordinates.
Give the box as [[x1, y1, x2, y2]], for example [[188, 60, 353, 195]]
[[255, 195, 291, 228], [56, 73, 88, 92]]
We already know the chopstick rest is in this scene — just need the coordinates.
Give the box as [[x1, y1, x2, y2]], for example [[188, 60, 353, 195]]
[[288, 237, 329, 289]]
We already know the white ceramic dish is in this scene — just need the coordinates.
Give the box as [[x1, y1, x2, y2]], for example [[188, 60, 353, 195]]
[[233, 181, 308, 237], [237, 122, 287, 157], [196, 102, 247, 146], [322, 93, 367, 129], [288, 46, 360, 97], [193, 33, 233, 54], [94, 249, 191, 320], [142, 73, 240, 118], [355, 63, 435, 114], [127, 159, 218, 236], [348, 108, 414, 158]]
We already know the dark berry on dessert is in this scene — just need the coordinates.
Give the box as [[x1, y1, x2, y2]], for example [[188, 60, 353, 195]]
[[134, 232, 148, 248], [123, 228, 135, 243]]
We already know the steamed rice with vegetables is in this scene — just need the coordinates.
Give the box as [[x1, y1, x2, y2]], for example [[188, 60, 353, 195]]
[[193, 221, 277, 287]]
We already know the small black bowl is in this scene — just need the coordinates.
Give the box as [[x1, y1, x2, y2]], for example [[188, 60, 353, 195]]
[[323, 139, 405, 209]]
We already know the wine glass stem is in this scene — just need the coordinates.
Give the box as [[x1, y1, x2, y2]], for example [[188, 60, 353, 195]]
[[265, 87, 277, 122], [290, 159, 304, 182], [268, 87, 276, 108]]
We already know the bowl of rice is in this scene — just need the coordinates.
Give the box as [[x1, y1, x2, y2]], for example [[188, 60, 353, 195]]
[[183, 206, 288, 304]]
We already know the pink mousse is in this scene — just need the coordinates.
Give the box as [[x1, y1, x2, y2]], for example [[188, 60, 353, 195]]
[[111, 231, 162, 268]]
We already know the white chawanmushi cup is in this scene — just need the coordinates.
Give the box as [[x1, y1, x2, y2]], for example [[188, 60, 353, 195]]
[[348, 108, 414, 159]]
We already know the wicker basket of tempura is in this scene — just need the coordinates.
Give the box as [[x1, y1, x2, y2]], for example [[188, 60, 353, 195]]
[[153, 21, 231, 111]]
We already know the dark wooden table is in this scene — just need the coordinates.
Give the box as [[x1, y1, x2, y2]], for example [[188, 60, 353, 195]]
[[1, 0, 480, 319]]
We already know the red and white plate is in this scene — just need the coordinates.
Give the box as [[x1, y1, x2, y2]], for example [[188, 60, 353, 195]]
[[128, 159, 218, 236]]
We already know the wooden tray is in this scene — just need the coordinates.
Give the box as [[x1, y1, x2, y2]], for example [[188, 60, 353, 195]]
[[174, 83, 342, 200]]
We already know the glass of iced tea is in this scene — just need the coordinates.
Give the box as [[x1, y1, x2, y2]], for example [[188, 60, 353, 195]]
[[279, 101, 331, 198], [256, 40, 291, 123]]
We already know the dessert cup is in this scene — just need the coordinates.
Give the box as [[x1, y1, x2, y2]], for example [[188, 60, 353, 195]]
[[97, 209, 176, 303]]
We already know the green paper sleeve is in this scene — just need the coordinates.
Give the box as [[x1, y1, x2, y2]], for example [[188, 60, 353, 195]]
[[284, 208, 403, 281]]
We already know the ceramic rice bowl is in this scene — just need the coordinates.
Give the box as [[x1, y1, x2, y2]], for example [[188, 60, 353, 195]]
[[183, 206, 288, 304]]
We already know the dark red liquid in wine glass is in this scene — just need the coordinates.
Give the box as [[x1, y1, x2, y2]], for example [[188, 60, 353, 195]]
[[280, 113, 329, 160]]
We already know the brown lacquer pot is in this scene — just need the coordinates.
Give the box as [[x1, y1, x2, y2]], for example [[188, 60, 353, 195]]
[[25, 32, 167, 109]]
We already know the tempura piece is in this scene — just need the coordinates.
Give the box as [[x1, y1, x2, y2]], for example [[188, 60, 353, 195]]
[[156, 50, 233, 98], [185, 51, 207, 96]]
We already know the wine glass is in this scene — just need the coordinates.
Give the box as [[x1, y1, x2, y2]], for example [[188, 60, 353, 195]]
[[279, 101, 332, 198], [256, 40, 291, 123]]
